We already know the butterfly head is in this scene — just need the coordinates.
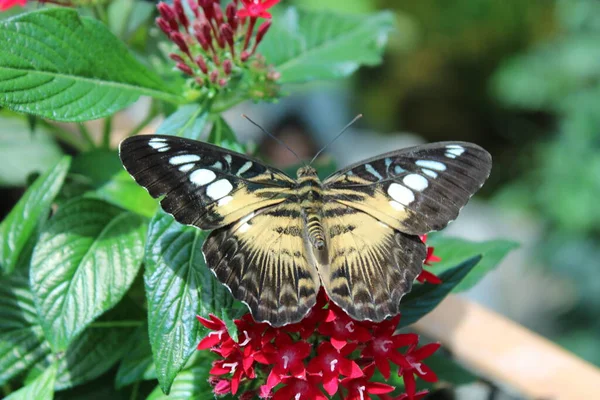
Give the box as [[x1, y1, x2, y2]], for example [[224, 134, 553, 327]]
[[297, 165, 318, 178]]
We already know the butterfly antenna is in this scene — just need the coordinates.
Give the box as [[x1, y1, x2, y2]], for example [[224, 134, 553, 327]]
[[242, 114, 307, 167], [309, 114, 363, 165]]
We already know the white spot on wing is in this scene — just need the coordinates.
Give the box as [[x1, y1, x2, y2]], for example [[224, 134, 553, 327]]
[[149, 141, 169, 150], [445, 145, 465, 158], [388, 183, 415, 205], [237, 161, 253, 176], [239, 223, 251, 233], [365, 164, 383, 180], [389, 200, 405, 210], [179, 164, 194, 172], [224, 155, 232, 165], [237, 212, 255, 233], [190, 169, 216, 186], [206, 179, 233, 199], [403, 174, 428, 191], [416, 160, 446, 171], [170, 154, 200, 165], [422, 168, 438, 178], [217, 196, 233, 206]]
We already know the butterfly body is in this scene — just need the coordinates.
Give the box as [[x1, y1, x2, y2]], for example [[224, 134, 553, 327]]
[[120, 135, 492, 326]]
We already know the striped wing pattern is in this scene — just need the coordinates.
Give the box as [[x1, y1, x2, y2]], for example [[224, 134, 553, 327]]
[[323, 142, 492, 235], [120, 136, 492, 326], [120, 135, 296, 229], [202, 202, 320, 326], [321, 201, 426, 322]]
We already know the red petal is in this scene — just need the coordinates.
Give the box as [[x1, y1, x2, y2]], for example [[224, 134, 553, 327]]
[[375, 357, 391, 379], [366, 382, 395, 394], [412, 342, 441, 360], [330, 337, 347, 351], [403, 372, 416, 400], [262, 0, 280, 7], [417, 270, 442, 284], [237, 9, 249, 17], [259, 11, 272, 18], [197, 335, 220, 350], [322, 374, 338, 396], [416, 363, 438, 383]]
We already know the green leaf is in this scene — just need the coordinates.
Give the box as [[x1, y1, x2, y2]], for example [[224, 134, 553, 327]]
[[207, 116, 238, 146], [30, 198, 147, 351], [155, 104, 209, 140], [0, 117, 63, 187], [0, 9, 182, 122], [427, 236, 519, 292], [0, 271, 52, 386], [0, 156, 70, 275], [145, 211, 234, 394], [71, 150, 156, 217], [115, 325, 156, 389], [146, 363, 213, 400], [399, 255, 482, 328], [5, 364, 57, 400], [260, 7, 394, 83], [54, 322, 137, 390]]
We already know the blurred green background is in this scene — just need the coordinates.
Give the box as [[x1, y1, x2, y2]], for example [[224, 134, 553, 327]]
[[284, 0, 600, 367]]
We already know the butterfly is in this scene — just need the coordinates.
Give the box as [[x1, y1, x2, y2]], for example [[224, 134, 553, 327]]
[[119, 135, 491, 327]]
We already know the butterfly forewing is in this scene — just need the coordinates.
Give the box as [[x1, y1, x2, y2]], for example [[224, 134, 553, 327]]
[[202, 202, 320, 326], [323, 141, 492, 235], [119, 135, 297, 229]]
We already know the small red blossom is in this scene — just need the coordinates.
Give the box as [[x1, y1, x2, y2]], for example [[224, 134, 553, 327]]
[[197, 289, 440, 399], [307, 342, 363, 395], [417, 234, 443, 284], [340, 364, 395, 400], [361, 315, 419, 379], [238, 0, 280, 19], [0, 0, 26, 11], [318, 304, 372, 350], [398, 342, 441, 400]]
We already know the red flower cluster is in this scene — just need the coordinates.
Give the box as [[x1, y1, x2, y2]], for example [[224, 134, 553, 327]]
[[0, 0, 26, 11], [197, 290, 440, 400], [417, 235, 442, 284], [156, 0, 280, 96]]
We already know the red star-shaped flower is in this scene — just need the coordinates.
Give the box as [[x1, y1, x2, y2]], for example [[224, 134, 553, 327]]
[[307, 342, 363, 395], [340, 363, 395, 400], [268, 376, 328, 400], [210, 347, 254, 395], [361, 315, 418, 379], [398, 343, 441, 400], [417, 235, 442, 284], [258, 332, 312, 391], [197, 314, 232, 351], [285, 289, 329, 339], [318, 304, 371, 350], [238, 0, 280, 19]]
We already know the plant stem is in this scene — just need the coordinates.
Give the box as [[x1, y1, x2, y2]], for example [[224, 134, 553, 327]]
[[211, 94, 248, 114], [130, 381, 140, 400], [38, 120, 87, 152], [102, 116, 113, 149], [78, 123, 96, 149], [89, 321, 144, 328]]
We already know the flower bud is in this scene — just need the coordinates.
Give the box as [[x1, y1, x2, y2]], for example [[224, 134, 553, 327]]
[[169, 53, 185, 63], [240, 50, 250, 62], [157, 2, 178, 30], [225, 3, 237, 30], [176, 62, 194, 76], [156, 18, 172, 36], [212, 2, 224, 25], [170, 32, 190, 55], [196, 55, 209, 74], [187, 0, 199, 17], [218, 78, 228, 87], [210, 70, 219, 83], [222, 59, 232, 75], [173, 0, 189, 28], [253, 20, 271, 51], [267, 70, 281, 81], [220, 24, 234, 48]]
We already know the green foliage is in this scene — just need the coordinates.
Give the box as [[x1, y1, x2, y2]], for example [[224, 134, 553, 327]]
[[260, 7, 394, 83], [0, 9, 181, 122], [0, 1, 516, 397], [0, 156, 71, 275], [30, 198, 146, 351]]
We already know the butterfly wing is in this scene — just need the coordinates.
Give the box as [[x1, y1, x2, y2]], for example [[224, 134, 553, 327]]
[[119, 135, 297, 229], [202, 202, 320, 326], [321, 201, 426, 322], [323, 142, 491, 235]]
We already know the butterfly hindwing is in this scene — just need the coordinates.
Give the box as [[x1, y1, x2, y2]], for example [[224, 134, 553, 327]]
[[321, 201, 426, 321], [119, 135, 296, 229], [202, 202, 321, 326], [323, 141, 492, 235]]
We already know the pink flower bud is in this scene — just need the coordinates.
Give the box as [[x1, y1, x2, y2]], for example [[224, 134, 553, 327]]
[[218, 78, 228, 87], [157, 2, 178, 30], [195, 77, 205, 86], [210, 70, 219, 83], [170, 32, 190, 55], [251, 20, 271, 54], [212, 2, 224, 25], [173, 0, 189, 28], [176, 62, 194, 76], [222, 59, 232, 75], [195, 55, 209, 74], [156, 18, 172, 36], [240, 50, 250, 62], [225, 3, 237, 29], [187, 0, 199, 17], [169, 53, 185, 63], [267, 70, 281, 81], [220, 24, 234, 48], [201, 22, 213, 43]]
